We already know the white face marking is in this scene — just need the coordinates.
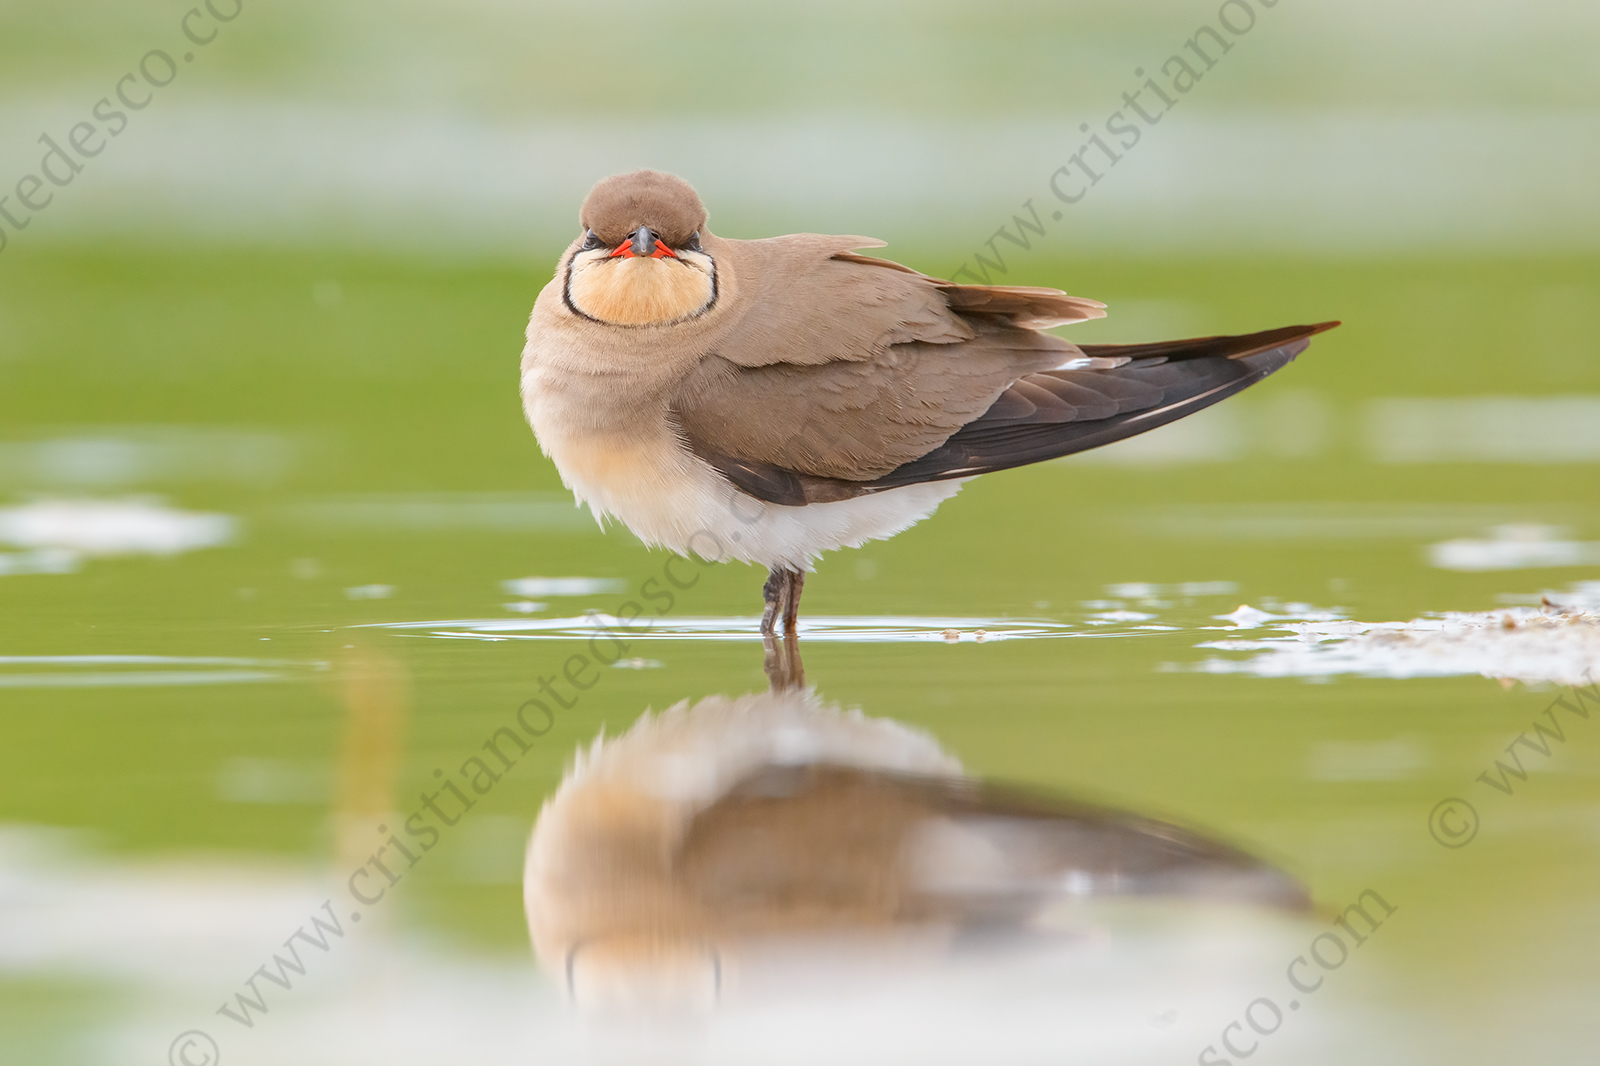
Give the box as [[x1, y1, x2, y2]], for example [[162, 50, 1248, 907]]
[[565, 246, 716, 326]]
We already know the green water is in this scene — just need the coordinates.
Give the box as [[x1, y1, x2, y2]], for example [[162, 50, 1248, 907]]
[[2, 244, 1599, 1062]]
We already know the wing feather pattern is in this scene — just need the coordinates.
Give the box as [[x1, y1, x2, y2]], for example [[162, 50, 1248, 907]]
[[867, 323, 1339, 490], [670, 240, 1335, 504], [673, 245, 1106, 485]]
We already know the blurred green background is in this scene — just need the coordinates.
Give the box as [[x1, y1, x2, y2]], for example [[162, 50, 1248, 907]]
[[1, 2, 1598, 1063]]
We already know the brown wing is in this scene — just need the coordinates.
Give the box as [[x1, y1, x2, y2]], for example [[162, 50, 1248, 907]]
[[831, 251, 1107, 329], [867, 322, 1339, 489], [673, 238, 1106, 490], [687, 323, 1338, 504], [674, 763, 1309, 933], [675, 323, 1076, 484], [703, 238, 971, 367]]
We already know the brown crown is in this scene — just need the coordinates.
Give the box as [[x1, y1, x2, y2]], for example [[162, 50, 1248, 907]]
[[579, 170, 708, 249]]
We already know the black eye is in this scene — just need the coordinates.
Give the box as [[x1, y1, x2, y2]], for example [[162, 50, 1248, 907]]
[[580, 230, 605, 251]]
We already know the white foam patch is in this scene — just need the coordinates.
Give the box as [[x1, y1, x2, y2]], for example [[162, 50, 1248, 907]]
[[1542, 582, 1600, 611], [0, 671, 285, 688], [1106, 582, 1240, 599], [0, 429, 292, 489], [1210, 604, 1348, 629], [1429, 525, 1600, 571], [0, 655, 328, 688], [1190, 601, 1600, 686], [281, 493, 598, 534], [0, 498, 236, 558], [501, 576, 626, 597]]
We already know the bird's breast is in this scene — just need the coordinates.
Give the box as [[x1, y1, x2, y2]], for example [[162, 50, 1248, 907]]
[[522, 368, 710, 539], [566, 253, 716, 327]]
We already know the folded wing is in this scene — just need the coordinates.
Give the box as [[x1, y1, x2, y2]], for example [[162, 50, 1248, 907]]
[[866, 322, 1338, 490], [679, 293, 1335, 504], [672, 241, 1108, 489]]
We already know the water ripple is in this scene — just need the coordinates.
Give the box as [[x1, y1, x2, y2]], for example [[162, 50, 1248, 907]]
[[366, 615, 1107, 644]]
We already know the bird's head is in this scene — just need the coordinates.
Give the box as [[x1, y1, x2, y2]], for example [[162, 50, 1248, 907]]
[[564, 170, 718, 327]]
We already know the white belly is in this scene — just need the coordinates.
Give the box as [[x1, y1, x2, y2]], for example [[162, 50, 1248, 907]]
[[525, 389, 961, 571], [680, 474, 965, 571]]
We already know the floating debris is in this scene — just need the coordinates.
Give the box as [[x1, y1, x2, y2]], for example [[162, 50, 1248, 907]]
[[1192, 601, 1600, 686]]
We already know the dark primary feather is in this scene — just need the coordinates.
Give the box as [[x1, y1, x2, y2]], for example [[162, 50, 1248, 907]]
[[867, 322, 1339, 490], [698, 323, 1338, 504]]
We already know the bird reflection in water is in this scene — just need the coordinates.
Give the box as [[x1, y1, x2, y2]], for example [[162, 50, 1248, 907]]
[[763, 626, 806, 692], [524, 648, 1310, 1027]]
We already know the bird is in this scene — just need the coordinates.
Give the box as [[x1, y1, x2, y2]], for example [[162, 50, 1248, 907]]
[[520, 170, 1337, 636], [523, 689, 1309, 1014]]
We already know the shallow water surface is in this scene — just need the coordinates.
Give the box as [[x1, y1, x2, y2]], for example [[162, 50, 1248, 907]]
[[2, 249, 1598, 1064]]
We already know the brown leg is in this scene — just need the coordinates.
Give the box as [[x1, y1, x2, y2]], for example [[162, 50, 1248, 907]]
[[760, 568, 807, 689], [781, 569, 805, 637]]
